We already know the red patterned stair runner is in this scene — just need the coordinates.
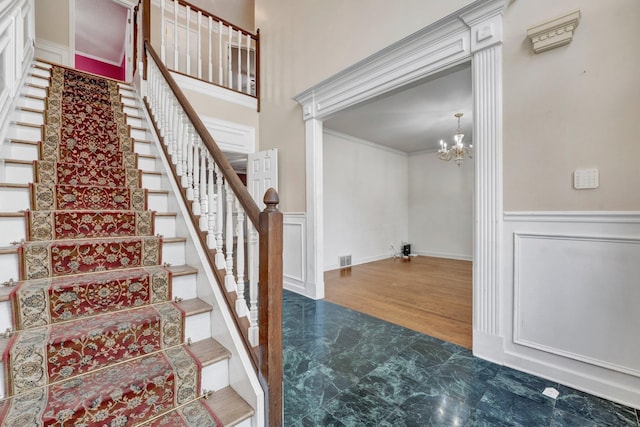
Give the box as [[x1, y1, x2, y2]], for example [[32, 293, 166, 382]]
[[0, 66, 218, 426]]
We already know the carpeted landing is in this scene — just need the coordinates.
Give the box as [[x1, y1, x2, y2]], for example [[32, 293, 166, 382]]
[[0, 66, 222, 426]]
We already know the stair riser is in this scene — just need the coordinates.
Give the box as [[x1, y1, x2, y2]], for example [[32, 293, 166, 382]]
[[0, 252, 19, 284], [148, 192, 169, 211], [8, 124, 42, 142], [138, 155, 159, 172], [120, 96, 139, 109], [0, 214, 177, 245], [27, 73, 50, 85], [2, 141, 38, 161], [23, 84, 47, 98], [185, 312, 212, 342], [126, 115, 144, 128], [12, 109, 44, 125], [30, 66, 51, 78], [163, 240, 186, 266], [17, 96, 45, 110], [123, 105, 139, 116], [202, 359, 230, 392], [131, 127, 150, 141], [134, 140, 153, 155], [172, 274, 198, 301]]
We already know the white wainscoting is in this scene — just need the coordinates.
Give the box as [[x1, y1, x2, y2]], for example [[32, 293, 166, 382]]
[[35, 38, 70, 66], [503, 211, 640, 409], [283, 213, 307, 296], [200, 115, 255, 155]]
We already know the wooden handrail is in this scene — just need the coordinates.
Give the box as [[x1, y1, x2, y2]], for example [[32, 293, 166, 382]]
[[144, 40, 261, 224]]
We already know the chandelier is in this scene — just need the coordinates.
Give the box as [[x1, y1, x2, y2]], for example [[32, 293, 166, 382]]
[[438, 113, 472, 166]]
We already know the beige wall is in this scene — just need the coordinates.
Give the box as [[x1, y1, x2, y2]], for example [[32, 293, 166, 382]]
[[35, 0, 69, 46], [255, 0, 469, 212], [503, 0, 640, 210], [256, 0, 640, 212], [188, 0, 254, 32], [181, 87, 259, 132]]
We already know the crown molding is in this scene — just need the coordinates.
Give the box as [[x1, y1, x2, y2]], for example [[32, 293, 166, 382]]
[[527, 9, 581, 54]]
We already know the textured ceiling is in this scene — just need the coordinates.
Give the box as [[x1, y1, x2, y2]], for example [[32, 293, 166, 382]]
[[76, 0, 128, 65], [324, 63, 473, 153]]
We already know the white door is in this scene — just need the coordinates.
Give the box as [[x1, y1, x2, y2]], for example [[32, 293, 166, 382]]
[[247, 149, 278, 210]]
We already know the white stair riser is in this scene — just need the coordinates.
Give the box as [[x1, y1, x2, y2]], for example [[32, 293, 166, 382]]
[[141, 172, 163, 190], [185, 311, 212, 342], [0, 187, 29, 211], [138, 156, 158, 172], [12, 110, 44, 126], [201, 359, 230, 392], [8, 125, 42, 142], [0, 362, 5, 399], [30, 67, 51, 78], [0, 215, 175, 244], [23, 85, 47, 98], [155, 215, 176, 238], [235, 418, 252, 427], [131, 128, 149, 141], [17, 97, 45, 110], [148, 192, 168, 211], [162, 240, 186, 266], [4, 162, 33, 184], [120, 97, 138, 109], [123, 105, 139, 116], [3, 141, 38, 161], [0, 252, 19, 283], [172, 274, 197, 301], [26, 74, 50, 87], [131, 142, 152, 155], [0, 216, 25, 246], [126, 116, 144, 128]]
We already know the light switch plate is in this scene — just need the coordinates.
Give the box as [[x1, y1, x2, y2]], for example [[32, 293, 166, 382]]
[[574, 168, 599, 189]]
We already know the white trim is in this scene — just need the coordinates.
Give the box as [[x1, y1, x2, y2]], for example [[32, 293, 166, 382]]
[[527, 9, 580, 54], [199, 115, 255, 155], [35, 38, 69, 65], [408, 147, 440, 156], [323, 129, 408, 157], [324, 253, 391, 272], [171, 70, 257, 110], [283, 213, 307, 295], [415, 251, 473, 261], [75, 49, 124, 67], [68, 0, 75, 67], [504, 211, 640, 223]]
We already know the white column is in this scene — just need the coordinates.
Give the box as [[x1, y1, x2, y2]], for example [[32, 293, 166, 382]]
[[208, 16, 213, 82], [185, 6, 191, 75], [197, 11, 202, 79], [305, 118, 324, 299]]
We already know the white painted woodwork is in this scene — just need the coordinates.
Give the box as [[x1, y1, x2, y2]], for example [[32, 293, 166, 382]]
[[247, 149, 278, 210], [527, 9, 581, 54]]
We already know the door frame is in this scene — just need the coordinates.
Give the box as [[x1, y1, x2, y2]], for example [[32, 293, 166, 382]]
[[295, 0, 507, 359]]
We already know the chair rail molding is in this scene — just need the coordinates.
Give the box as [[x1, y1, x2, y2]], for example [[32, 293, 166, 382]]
[[294, 0, 507, 359]]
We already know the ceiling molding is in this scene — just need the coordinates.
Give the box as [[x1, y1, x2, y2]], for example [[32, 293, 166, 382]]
[[323, 129, 408, 157]]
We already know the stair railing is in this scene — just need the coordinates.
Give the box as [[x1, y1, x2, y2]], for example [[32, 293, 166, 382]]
[[143, 39, 282, 426], [150, 0, 259, 100]]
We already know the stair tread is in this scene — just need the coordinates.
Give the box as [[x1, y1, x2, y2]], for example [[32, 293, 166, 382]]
[[11, 121, 43, 129], [17, 106, 44, 114], [164, 236, 187, 243], [3, 159, 33, 165], [189, 338, 231, 366], [177, 298, 212, 316], [167, 264, 198, 276], [7, 138, 39, 145], [205, 386, 254, 426]]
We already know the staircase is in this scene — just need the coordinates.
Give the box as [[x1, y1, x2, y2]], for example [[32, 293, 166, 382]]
[[0, 61, 256, 425]]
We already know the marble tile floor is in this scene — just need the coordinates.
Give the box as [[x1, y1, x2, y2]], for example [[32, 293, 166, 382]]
[[283, 290, 640, 426]]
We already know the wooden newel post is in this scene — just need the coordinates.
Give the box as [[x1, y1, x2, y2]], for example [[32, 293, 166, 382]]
[[259, 187, 283, 426]]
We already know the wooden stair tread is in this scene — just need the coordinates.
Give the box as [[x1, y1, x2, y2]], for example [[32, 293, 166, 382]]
[[4, 159, 33, 165], [189, 338, 230, 366], [148, 189, 169, 194], [22, 93, 46, 101], [205, 386, 254, 426], [0, 285, 13, 302], [155, 212, 177, 217], [8, 138, 39, 145], [167, 264, 198, 276], [17, 106, 44, 114], [25, 82, 48, 90], [0, 183, 29, 189], [163, 236, 186, 243], [177, 298, 212, 316], [11, 121, 43, 129]]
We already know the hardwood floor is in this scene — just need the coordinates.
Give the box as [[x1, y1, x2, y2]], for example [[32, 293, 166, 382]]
[[324, 256, 472, 349]]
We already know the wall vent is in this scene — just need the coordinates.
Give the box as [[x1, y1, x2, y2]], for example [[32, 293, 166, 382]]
[[339, 255, 352, 268]]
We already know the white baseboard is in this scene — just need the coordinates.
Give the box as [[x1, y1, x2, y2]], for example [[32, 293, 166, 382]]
[[35, 38, 71, 67], [415, 250, 472, 261], [323, 253, 391, 272]]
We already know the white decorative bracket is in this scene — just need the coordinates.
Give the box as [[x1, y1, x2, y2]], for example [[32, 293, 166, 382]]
[[527, 10, 581, 54]]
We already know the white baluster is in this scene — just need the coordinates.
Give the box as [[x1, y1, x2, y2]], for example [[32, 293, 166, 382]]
[[186, 129, 194, 199], [173, 0, 178, 70], [176, 110, 184, 175], [237, 29, 242, 91], [235, 200, 246, 316], [197, 11, 202, 79], [160, 0, 166, 63], [248, 223, 259, 346], [192, 139, 201, 214], [245, 33, 251, 94], [186, 6, 191, 75], [218, 21, 223, 85], [208, 16, 213, 82], [224, 182, 236, 292], [227, 25, 232, 88], [199, 145, 208, 230], [207, 155, 216, 247], [214, 165, 225, 269], [169, 100, 178, 164], [181, 116, 189, 188]]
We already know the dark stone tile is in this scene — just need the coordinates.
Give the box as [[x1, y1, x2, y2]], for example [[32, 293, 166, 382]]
[[473, 385, 553, 426], [403, 334, 459, 369], [550, 408, 600, 427], [555, 385, 638, 426], [488, 365, 558, 406], [353, 366, 421, 406], [300, 408, 347, 427], [319, 386, 398, 426], [394, 393, 472, 426]]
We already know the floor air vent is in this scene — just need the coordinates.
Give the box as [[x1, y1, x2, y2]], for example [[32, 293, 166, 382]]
[[339, 255, 352, 268]]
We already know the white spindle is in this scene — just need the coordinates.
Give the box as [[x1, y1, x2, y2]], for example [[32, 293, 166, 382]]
[[237, 29, 242, 91], [245, 33, 251, 94], [169, 100, 178, 164], [248, 223, 259, 346], [214, 165, 225, 269], [186, 6, 191, 75], [208, 16, 213, 82], [197, 11, 202, 79], [160, 0, 166, 63], [224, 182, 236, 291], [199, 147, 208, 230], [227, 25, 232, 88], [181, 117, 189, 188], [186, 129, 194, 199], [192, 139, 201, 214], [218, 21, 223, 85], [235, 201, 246, 316], [207, 155, 216, 247], [173, 0, 178, 69], [176, 110, 184, 176]]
